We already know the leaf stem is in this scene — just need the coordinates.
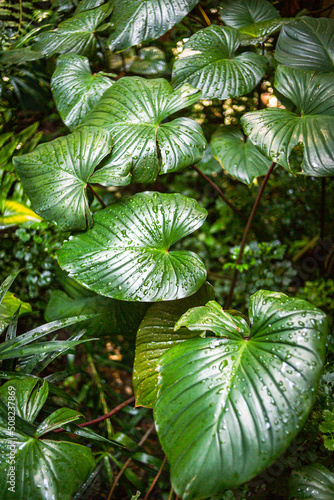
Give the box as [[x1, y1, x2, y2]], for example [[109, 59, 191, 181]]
[[87, 183, 106, 209], [197, 4, 211, 26], [144, 455, 167, 500], [225, 162, 276, 309], [79, 396, 135, 428], [192, 165, 248, 223], [107, 423, 155, 500]]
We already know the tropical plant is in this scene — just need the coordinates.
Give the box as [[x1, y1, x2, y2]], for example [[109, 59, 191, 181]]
[[1, 0, 334, 498]]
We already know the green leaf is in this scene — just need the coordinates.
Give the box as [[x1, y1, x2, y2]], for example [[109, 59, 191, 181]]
[[51, 54, 114, 131], [0, 379, 48, 423], [81, 77, 206, 183], [133, 283, 214, 408], [0, 292, 32, 333], [0, 271, 21, 304], [0, 48, 43, 65], [13, 127, 119, 231], [275, 17, 334, 73], [239, 18, 293, 46], [196, 145, 221, 176], [36, 407, 84, 436], [57, 191, 207, 301], [45, 289, 149, 337], [220, 0, 280, 29], [32, 4, 112, 57], [172, 26, 267, 100], [128, 47, 168, 76], [211, 125, 272, 185], [154, 291, 327, 499], [241, 66, 334, 177], [0, 200, 42, 228], [289, 464, 334, 499], [75, 0, 105, 14], [107, 0, 200, 52]]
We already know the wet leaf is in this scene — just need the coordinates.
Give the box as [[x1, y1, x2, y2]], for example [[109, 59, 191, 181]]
[[275, 17, 334, 73], [211, 125, 272, 185], [241, 66, 334, 176], [133, 283, 214, 408], [154, 291, 327, 499], [107, 0, 200, 51], [51, 54, 114, 130], [239, 18, 293, 46], [289, 463, 334, 499], [220, 0, 279, 29], [32, 4, 112, 58], [172, 26, 267, 100], [13, 127, 129, 231], [57, 191, 207, 301], [0, 292, 32, 333], [128, 47, 168, 76], [81, 77, 206, 183]]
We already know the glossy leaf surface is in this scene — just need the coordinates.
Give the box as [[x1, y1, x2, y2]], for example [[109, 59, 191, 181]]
[[133, 283, 214, 407], [211, 125, 272, 184], [0, 379, 95, 500], [220, 0, 279, 29], [13, 127, 118, 231], [81, 77, 205, 183], [107, 0, 200, 51], [51, 54, 114, 130], [275, 17, 334, 73], [32, 4, 111, 57], [128, 47, 168, 76], [57, 192, 207, 301], [172, 26, 267, 99], [289, 463, 334, 499], [0, 292, 32, 333], [239, 18, 293, 45], [154, 291, 327, 499], [241, 66, 334, 176]]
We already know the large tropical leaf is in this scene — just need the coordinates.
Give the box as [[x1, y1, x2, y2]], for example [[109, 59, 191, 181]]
[[0, 379, 95, 500], [81, 77, 206, 183], [32, 4, 112, 58], [154, 291, 327, 499], [107, 0, 200, 52], [51, 54, 114, 131], [289, 464, 334, 499], [133, 283, 214, 408], [241, 66, 334, 176], [172, 26, 267, 100], [57, 192, 207, 301], [211, 125, 272, 184], [13, 127, 131, 231], [275, 17, 334, 73], [220, 0, 279, 29]]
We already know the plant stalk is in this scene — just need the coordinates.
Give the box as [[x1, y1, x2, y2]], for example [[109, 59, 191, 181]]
[[87, 183, 107, 208], [144, 456, 167, 500], [225, 162, 276, 309]]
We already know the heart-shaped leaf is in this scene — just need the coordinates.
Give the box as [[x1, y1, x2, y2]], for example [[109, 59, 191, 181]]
[[51, 54, 114, 131], [32, 4, 112, 58], [220, 0, 279, 29], [0, 379, 95, 500], [57, 192, 207, 301], [107, 0, 200, 52], [275, 17, 334, 73], [289, 464, 334, 499], [13, 127, 131, 231], [211, 125, 272, 184], [172, 26, 267, 100], [154, 291, 327, 499], [241, 66, 334, 176], [81, 77, 206, 183], [133, 283, 214, 408]]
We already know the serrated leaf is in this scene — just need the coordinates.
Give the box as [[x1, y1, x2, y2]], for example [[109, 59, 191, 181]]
[[275, 17, 334, 73], [220, 0, 279, 29], [0, 291, 32, 333], [107, 0, 200, 52], [13, 127, 121, 231], [133, 283, 214, 408], [57, 191, 207, 301], [241, 66, 334, 177], [211, 125, 272, 185], [81, 77, 206, 183], [0, 200, 42, 228], [172, 26, 267, 100], [32, 4, 112, 58], [51, 54, 114, 131], [289, 464, 334, 499], [154, 291, 327, 499]]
